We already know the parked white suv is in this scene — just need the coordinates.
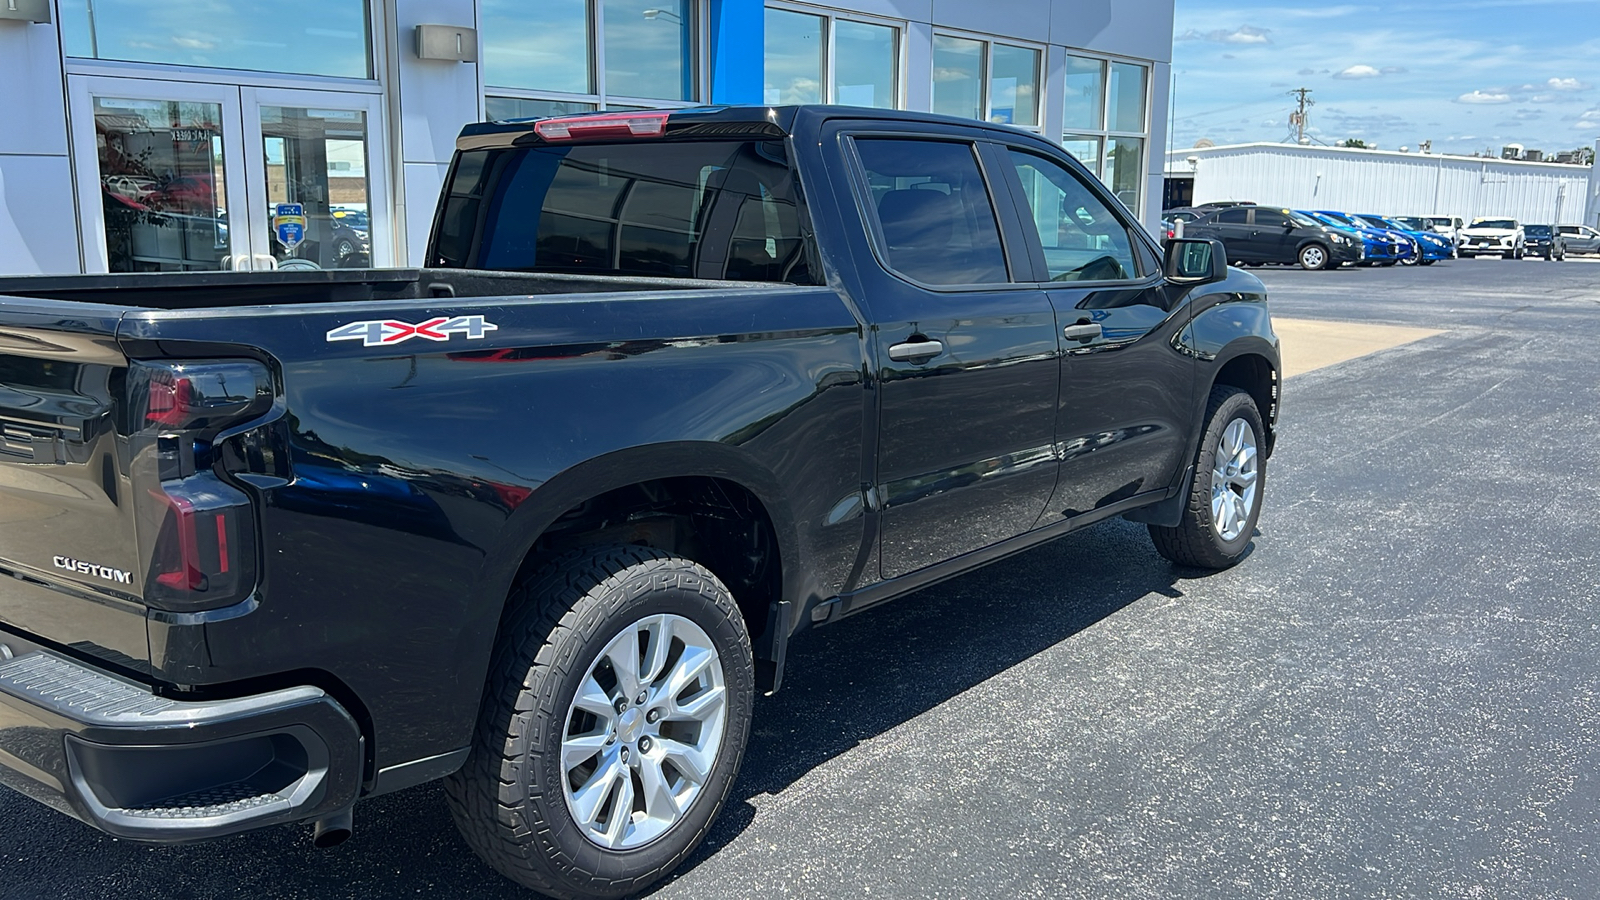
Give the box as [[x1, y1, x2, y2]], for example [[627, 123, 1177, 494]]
[[1421, 215, 1467, 248], [1459, 218, 1525, 259]]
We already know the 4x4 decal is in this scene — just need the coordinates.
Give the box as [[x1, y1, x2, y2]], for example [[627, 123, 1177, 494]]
[[327, 315, 499, 347]]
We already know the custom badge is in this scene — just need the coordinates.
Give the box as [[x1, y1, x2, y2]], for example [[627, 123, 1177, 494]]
[[326, 315, 499, 347]]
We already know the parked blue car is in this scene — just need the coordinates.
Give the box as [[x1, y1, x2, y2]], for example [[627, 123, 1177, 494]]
[[1352, 214, 1452, 265], [1300, 211, 1405, 266]]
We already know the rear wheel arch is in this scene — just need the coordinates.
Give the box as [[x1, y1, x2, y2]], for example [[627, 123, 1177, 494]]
[[477, 444, 798, 691]]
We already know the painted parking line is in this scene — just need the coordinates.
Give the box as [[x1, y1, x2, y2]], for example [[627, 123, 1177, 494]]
[[1272, 317, 1445, 378]]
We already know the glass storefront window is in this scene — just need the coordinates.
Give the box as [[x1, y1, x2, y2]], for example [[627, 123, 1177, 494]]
[[1108, 62, 1148, 134], [764, 8, 825, 105], [931, 35, 985, 121], [61, 0, 372, 79], [261, 106, 373, 269], [1062, 55, 1104, 131], [833, 20, 897, 108], [481, 0, 591, 94], [604, 0, 692, 101], [94, 97, 232, 272], [988, 44, 1039, 127], [1062, 135, 1102, 174], [1105, 136, 1144, 211], [486, 97, 598, 120]]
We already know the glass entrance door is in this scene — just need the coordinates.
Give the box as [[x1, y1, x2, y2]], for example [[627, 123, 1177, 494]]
[[241, 89, 391, 271], [69, 77, 390, 272]]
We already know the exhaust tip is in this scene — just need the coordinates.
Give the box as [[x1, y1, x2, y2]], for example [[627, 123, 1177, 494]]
[[312, 809, 354, 849]]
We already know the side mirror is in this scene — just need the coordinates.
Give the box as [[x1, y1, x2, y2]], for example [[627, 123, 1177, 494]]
[[1163, 238, 1228, 285], [1283, 221, 1296, 230]]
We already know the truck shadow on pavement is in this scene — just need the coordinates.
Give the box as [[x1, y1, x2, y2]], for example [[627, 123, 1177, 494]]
[[0, 519, 1224, 899]]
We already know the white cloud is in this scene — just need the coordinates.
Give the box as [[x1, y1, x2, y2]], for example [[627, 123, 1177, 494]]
[[1548, 77, 1589, 91], [1334, 65, 1383, 79], [1458, 90, 1513, 104], [1176, 25, 1272, 45]]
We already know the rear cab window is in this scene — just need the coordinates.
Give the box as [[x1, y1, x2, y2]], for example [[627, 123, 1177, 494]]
[[432, 140, 817, 284]]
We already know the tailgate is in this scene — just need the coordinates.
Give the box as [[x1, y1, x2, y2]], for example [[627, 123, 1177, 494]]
[[0, 297, 148, 665]]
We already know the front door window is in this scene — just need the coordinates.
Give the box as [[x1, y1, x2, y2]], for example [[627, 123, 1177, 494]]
[[93, 97, 233, 272]]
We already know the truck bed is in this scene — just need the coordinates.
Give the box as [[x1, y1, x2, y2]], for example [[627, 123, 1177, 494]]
[[0, 267, 785, 310]]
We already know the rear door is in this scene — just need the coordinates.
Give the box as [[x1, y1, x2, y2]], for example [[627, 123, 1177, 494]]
[[994, 143, 1193, 519], [829, 126, 1061, 581], [1204, 208, 1254, 261], [0, 298, 150, 665]]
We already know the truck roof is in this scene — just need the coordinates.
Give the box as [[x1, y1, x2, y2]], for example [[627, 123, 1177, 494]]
[[455, 104, 1046, 152]]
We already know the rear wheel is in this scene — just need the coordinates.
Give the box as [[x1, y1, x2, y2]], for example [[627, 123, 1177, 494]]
[[1297, 243, 1329, 270], [1148, 386, 1266, 570], [446, 545, 755, 899]]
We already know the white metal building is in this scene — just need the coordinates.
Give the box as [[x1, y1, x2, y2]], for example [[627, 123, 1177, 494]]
[[0, 0, 1176, 277], [1166, 142, 1600, 227]]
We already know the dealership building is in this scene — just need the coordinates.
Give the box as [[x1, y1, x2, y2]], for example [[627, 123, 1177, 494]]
[[0, 0, 1175, 276]]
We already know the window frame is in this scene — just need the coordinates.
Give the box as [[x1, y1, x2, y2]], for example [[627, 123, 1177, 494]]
[[930, 28, 1046, 133], [764, 1, 905, 109], [1059, 52, 1152, 215], [482, 0, 710, 117], [988, 139, 1164, 286]]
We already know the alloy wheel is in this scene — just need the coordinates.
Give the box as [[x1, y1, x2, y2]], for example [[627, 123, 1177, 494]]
[[561, 613, 727, 850], [1211, 418, 1259, 542]]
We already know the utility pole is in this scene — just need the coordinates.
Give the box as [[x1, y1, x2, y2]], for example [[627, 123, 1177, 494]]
[[1288, 87, 1314, 145]]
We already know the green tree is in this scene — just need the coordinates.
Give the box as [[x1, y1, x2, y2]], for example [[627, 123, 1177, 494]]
[[1337, 138, 1370, 149]]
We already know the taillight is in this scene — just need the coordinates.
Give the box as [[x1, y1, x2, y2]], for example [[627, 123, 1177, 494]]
[[534, 111, 670, 141], [129, 360, 273, 612]]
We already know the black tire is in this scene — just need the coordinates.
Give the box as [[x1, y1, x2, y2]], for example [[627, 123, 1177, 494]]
[[334, 238, 356, 258], [1148, 386, 1266, 570], [1503, 250, 1516, 260], [1297, 243, 1329, 270], [446, 545, 755, 899]]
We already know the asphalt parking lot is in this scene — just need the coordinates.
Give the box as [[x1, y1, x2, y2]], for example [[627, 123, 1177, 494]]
[[4, 257, 1599, 899]]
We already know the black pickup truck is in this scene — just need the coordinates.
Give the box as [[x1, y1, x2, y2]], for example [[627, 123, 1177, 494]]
[[0, 106, 1277, 898]]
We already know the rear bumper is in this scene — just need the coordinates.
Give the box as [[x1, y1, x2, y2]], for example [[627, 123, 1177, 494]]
[[0, 630, 362, 843]]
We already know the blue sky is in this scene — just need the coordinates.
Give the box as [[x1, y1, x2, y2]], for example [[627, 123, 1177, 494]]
[[1170, 0, 1600, 157]]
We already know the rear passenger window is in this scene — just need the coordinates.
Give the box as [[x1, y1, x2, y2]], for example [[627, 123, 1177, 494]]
[[854, 138, 1010, 286], [1215, 209, 1248, 224], [1007, 149, 1139, 282]]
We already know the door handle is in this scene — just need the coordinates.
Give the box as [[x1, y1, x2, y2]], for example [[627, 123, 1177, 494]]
[[887, 339, 944, 362], [1063, 322, 1102, 341]]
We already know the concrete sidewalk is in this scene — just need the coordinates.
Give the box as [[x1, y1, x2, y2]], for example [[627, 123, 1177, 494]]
[[1272, 316, 1444, 377]]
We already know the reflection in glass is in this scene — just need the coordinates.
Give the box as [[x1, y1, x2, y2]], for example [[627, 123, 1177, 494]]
[[1062, 55, 1104, 131], [1108, 62, 1148, 133], [931, 35, 984, 121], [486, 97, 598, 121], [261, 107, 373, 269], [604, 0, 692, 100], [1106, 137, 1144, 211], [94, 98, 232, 272], [61, 0, 371, 78], [834, 20, 897, 109], [1062, 135, 1102, 176], [989, 44, 1039, 126], [482, 0, 591, 93], [764, 9, 824, 105]]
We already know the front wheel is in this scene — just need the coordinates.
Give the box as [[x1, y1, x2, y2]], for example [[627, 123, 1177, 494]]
[[1149, 386, 1266, 570], [1297, 243, 1329, 270], [446, 545, 755, 899]]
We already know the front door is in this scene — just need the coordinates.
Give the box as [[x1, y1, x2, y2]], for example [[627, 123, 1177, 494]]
[[68, 77, 392, 273], [999, 144, 1193, 520], [837, 131, 1061, 581]]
